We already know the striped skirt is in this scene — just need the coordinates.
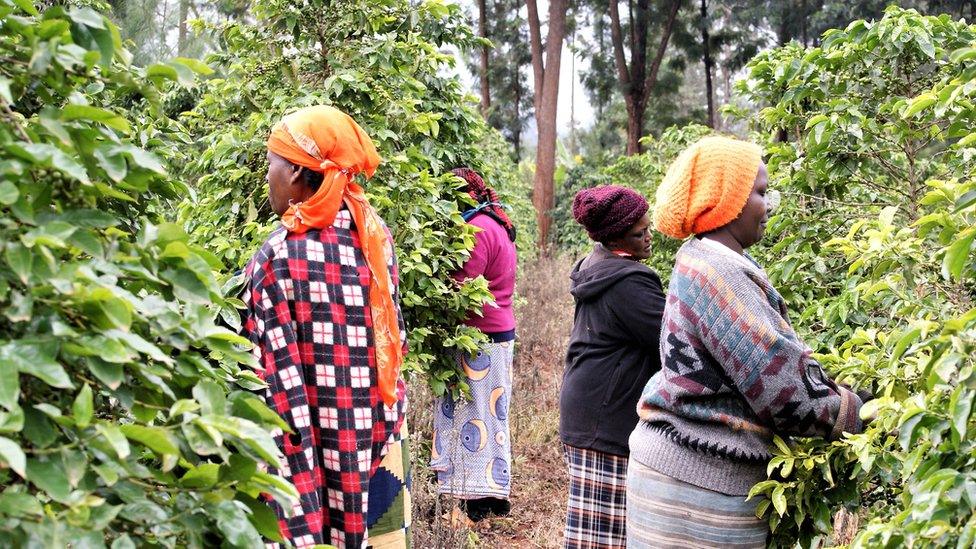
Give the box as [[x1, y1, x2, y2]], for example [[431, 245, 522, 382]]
[[562, 444, 628, 549], [626, 459, 768, 548]]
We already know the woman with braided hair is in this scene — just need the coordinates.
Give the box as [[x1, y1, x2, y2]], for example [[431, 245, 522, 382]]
[[430, 167, 518, 521]]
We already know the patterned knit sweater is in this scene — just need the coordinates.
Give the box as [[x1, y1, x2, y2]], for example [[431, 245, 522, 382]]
[[629, 237, 863, 496]]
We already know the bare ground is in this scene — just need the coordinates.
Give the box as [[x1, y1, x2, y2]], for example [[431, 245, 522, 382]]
[[409, 255, 577, 548]]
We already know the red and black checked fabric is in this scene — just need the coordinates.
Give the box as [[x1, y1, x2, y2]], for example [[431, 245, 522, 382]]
[[243, 209, 407, 549], [563, 444, 628, 549]]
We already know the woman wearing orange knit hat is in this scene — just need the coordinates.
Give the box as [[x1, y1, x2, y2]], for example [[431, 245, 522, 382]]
[[242, 105, 409, 548], [626, 136, 869, 547]]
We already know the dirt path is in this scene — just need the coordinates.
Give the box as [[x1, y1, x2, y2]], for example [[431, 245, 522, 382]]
[[410, 256, 576, 548]]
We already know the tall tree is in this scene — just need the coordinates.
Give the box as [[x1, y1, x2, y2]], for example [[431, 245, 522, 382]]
[[700, 0, 714, 127], [607, 0, 684, 154], [527, 0, 569, 251], [477, 0, 491, 117], [466, 0, 532, 158], [178, 0, 190, 56]]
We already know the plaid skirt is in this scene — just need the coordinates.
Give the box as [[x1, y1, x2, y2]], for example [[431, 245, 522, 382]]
[[626, 459, 768, 548], [562, 444, 628, 549]]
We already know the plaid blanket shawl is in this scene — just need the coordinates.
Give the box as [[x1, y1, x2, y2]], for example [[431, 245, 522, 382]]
[[243, 209, 407, 548]]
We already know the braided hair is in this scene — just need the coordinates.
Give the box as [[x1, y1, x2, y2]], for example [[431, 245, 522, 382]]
[[452, 167, 517, 242]]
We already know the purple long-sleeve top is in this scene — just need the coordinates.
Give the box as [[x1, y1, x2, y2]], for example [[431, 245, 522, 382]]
[[454, 214, 517, 334]]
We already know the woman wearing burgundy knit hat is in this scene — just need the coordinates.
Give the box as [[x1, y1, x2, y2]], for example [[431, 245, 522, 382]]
[[559, 185, 666, 549]]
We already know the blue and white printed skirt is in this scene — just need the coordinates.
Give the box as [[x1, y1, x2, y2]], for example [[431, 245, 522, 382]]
[[430, 338, 515, 499]]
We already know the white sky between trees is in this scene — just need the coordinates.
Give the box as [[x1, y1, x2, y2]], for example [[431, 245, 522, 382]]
[[449, 0, 596, 145]]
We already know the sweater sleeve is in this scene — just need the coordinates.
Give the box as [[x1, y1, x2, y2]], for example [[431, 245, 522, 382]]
[[698, 268, 864, 440], [608, 272, 666, 351]]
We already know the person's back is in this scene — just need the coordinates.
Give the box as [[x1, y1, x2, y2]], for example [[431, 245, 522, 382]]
[[431, 168, 519, 521], [560, 245, 663, 456], [243, 106, 410, 549], [459, 212, 516, 334]]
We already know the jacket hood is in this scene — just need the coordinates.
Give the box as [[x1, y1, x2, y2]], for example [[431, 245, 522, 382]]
[[570, 246, 652, 301]]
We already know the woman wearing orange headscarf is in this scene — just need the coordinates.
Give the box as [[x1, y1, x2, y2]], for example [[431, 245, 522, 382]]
[[243, 105, 409, 549]]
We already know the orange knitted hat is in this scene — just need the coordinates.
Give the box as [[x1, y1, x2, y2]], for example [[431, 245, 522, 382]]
[[653, 135, 763, 239]]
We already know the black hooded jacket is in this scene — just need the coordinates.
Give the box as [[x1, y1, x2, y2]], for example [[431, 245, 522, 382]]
[[559, 244, 666, 456]]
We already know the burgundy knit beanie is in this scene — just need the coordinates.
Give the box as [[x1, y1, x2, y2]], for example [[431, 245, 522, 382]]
[[572, 185, 649, 242]]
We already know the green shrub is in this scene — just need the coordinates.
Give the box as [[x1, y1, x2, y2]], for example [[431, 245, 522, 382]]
[[175, 0, 534, 399], [0, 2, 296, 546], [730, 7, 976, 546]]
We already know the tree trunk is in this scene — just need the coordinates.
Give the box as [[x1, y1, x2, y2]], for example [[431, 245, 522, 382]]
[[513, 66, 522, 161], [527, 0, 545, 116], [625, 98, 643, 156], [700, 0, 714, 128], [177, 0, 190, 56], [800, 0, 808, 46], [608, 0, 681, 155], [527, 0, 568, 254], [478, 0, 491, 118]]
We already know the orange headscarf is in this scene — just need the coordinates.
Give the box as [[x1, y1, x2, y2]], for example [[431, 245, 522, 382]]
[[267, 105, 402, 407]]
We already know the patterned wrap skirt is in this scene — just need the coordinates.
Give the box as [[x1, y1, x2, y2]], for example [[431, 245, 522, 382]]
[[430, 339, 515, 499], [626, 459, 769, 548], [366, 420, 411, 548], [562, 444, 628, 549]]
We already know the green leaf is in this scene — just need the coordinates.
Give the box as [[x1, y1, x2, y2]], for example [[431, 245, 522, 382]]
[[237, 493, 284, 542], [197, 416, 280, 466], [772, 435, 790, 455], [96, 423, 130, 459], [172, 57, 214, 76], [12, 0, 39, 16], [0, 436, 26, 478], [22, 407, 57, 448], [72, 384, 94, 428], [957, 132, 976, 148], [193, 380, 226, 415], [0, 489, 43, 517], [0, 181, 19, 205], [119, 424, 179, 456], [86, 358, 124, 390], [950, 46, 976, 62], [210, 500, 263, 549], [891, 327, 922, 364], [94, 148, 127, 182], [0, 355, 20, 410], [903, 92, 937, 118], [111, 535, 136, 549], [12, 143, 91, 184], [69, 7, 106, 29], [110, 145, 166, 175], [26, 457, 70, 502], [220, 454, 257, 484], [4, 242, 32, 284], [146, 64, 179, 82], [0, 340, 73, 389], [942, 228, 976, 281], [61, 104, 130, 133], [181, 463, 220, 488], [771, 485, 787, 517], [950, 386, 972, 444], [230, 392, 290, 431]]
